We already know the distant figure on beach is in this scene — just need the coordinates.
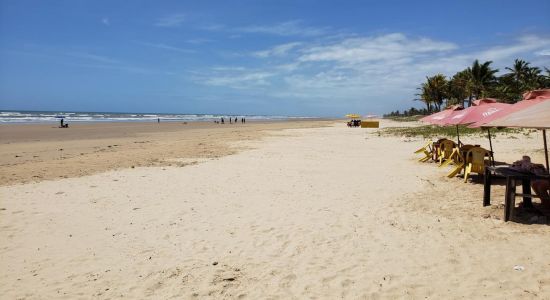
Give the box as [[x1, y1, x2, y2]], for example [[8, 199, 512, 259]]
[[157, 118, 160, 123], [241, 117, 244, 123], [235, 117, 238, 123], [230, 118, 232, 124], [221, 117, 224, 124], [59, 118, 69, 128]]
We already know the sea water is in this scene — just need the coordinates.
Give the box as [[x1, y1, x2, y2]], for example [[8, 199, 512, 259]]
[[0, 111, 314, 123]]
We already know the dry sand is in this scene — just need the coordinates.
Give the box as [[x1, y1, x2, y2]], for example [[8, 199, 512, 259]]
[[1, 120, 549, 299]]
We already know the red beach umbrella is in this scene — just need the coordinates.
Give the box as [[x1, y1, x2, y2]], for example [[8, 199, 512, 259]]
[[419, 105, 464, 145], [484, 100, 550, 171], [434, 98, 510, 162], [442, 100, 511, 126], [484, 100, 550, 129], [419, 105, 463, 125], [469, 90, 550, 128]]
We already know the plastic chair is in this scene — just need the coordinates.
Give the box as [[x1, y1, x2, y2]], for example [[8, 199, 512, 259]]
[[414, 141, 433, 162], [445, 145, 474, 177], [464, 147, 491, 182], [438, 140, 456, 166]]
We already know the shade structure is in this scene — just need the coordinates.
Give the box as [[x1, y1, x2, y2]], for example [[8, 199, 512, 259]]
[[522, 89, 550, 100], [346, 114, 361, 119], [484, 100, 550, 129], [423, 99, 508, 161], [419, 105, 462, 125], [441, 102, 511, 126], [472, 98, 500, 106], [470, 89, 550, 128], [484, 96, 550, 173]]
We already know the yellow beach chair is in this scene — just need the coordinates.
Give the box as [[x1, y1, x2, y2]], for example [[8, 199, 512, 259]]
[[445, 145, 474, 178], [438, 140, 456, 166], [464, 147, 491, 182], [414, 141, 433, 162]]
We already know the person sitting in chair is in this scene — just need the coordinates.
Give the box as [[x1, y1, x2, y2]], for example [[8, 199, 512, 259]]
[[512, 156, 550, 208]]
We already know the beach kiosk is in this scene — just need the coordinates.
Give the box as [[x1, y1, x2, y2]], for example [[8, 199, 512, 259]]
[[360, 115, 380, 128]]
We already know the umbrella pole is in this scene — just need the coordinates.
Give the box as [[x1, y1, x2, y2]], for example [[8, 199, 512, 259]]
[[487, 128, 495, 166], [544, 129, 549, 173], [456, 125, 461, 146]]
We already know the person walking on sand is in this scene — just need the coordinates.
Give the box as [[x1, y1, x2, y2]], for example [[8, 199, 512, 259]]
[[229, 117, 232, 124], [235, 117, 238, 123], [157, 118, 160, 123]]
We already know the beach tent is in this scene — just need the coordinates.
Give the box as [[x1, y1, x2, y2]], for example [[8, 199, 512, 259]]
[[484, 100, 550, 171]]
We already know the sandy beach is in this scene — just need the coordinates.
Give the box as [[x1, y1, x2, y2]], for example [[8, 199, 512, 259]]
[[0, 120, 332, 186], [1, 120, 549, 299]]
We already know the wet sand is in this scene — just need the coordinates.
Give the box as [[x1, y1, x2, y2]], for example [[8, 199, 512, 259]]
[[0, 120, 333, 186]]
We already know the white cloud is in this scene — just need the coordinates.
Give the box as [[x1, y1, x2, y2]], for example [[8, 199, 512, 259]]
[[137, 42, 195, 53], [66, 52, 120, 64], [191, 67, 275, 89], [238, 20, 328, 37], [155, 14, 186, 27], [475, 35, 550, 62], [192, 33, 550, 114], [253, 42, 302, 58], [298, 33, 457, 64], [203, 72, 275, 88], [186, 38, 213, 45]]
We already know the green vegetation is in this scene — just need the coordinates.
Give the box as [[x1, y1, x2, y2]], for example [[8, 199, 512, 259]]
[[415, 59, 549, 112], [379, 125, 524, 139], [382, 59, 550, 119], [383, 115, 423, 122]]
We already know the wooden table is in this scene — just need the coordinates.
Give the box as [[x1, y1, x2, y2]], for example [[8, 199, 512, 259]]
[[483, 166, 548, 221]]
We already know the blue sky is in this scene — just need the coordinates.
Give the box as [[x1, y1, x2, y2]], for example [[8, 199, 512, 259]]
[[0, 0, 549, 116]]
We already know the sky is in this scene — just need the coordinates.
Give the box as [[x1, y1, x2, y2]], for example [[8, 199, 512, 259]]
[[0, 0, 549, 117]]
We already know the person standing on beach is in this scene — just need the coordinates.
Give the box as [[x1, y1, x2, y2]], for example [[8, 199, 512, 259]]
[[235, 117, 238, 123], [157, 118, 160, 123], [229, 117, 232, 124], [60, 118, 64, 127], [221, 117, 224, 124]]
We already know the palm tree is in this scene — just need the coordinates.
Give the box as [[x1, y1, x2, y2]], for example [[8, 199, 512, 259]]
[[416, 85, 433, 112], [501, 59, 547, 101], [467, 60, 498, 106], [543, 67, 550, 88], [448, 69, 472, 107], [502, 59, 531, 100], [524, 66, 542, 90], [416, 74, 448, 112], [505, 59, 530, 84]]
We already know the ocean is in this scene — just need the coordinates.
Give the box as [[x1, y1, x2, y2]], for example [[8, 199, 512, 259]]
[[0, 111, 313, 123]]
